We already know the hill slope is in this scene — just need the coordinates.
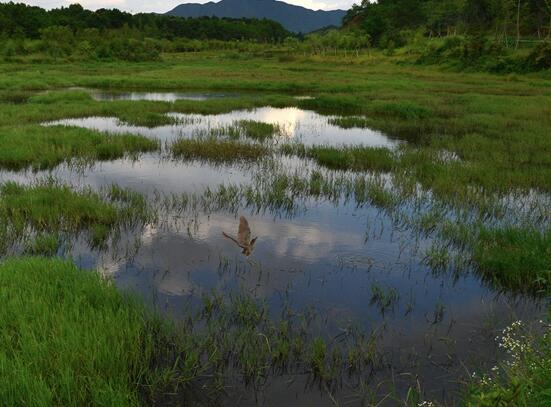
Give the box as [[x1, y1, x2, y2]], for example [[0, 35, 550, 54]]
[[166, 0, 346, 33]]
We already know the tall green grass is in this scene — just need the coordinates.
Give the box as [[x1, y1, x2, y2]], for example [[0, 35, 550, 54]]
[[232, 120, 281, 141], [0, 181, 151, 253], [0, 182, 148, 231], [171, 137, 268, 163], [0, 257, 154, 406], [194, 120, 281, 142], [0, 125, 158, 170], [0, 257, 386, 405], [309, 146, 395, 172], [116, 112, 178, 128], [282, 144, 396, 172], [329, 116, 371, 129], [473, 227, 551, 293], [23, 232, 60, 256]]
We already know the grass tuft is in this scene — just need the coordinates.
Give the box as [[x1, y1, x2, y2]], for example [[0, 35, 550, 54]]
[[370, 101, 431, 120], [24, 233, 60, 256], [232, 120, 281, 141], [0, 125, 159, 171], [329, 116, 371, 129], [171, 137, 268, 163], [473, 227, 551, 293], [116, 112, 178, 128], [0, 181, 152, 254], [282, 144, 396, 172]]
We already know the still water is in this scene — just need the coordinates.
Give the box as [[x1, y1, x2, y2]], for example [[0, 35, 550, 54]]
[[2, 96, 546, 405], [46, 106, 400, 148], [76, 88, 239, 102]]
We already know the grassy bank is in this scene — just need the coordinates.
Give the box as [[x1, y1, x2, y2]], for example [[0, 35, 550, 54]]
[[0, 257, 155, 405], [0, 257, 388, 405], [0, 124, 158, 171]]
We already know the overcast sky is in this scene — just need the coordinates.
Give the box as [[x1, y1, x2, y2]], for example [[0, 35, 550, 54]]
[[13, 0, 357, 13]]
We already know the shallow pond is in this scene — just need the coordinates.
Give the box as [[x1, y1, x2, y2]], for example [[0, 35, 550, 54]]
[[75, 88, 240, 102], [4, 99, 548, 405], [46, 106, 400, 148]]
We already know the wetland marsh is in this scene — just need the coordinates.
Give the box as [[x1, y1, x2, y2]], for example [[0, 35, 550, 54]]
[[1, 54, 550, 406]]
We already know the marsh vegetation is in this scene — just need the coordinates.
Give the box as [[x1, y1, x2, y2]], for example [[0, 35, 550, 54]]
[[0, 31, 549, 406]]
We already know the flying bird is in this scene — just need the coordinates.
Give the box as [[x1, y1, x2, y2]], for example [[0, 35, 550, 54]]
[[222, 216, 258, 257]]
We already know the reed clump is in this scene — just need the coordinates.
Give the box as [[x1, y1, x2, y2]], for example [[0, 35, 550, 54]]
[[171, 137, 268, 163]]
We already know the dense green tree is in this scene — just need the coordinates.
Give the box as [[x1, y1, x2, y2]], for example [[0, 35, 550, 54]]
[[345, 0, 550, 45], [40, 26, 74, 58], [0, 2, 291, 42]]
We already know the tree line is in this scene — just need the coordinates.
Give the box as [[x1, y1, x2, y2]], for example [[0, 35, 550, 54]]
[[0, 1, 549, 71], [345, 0, 551, 47], [342, 0, 551, 72], [0, 2, 376, 62], [0, 2, 293, 61], [0, 2, 290, 42]]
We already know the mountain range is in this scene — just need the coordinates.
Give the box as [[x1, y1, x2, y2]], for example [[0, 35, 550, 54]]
[[166, 0, 346, 33]]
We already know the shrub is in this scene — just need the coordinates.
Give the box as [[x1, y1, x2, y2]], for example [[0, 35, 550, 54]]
[[466, 317, 551, 407], [40, 26, 74, 58], [417, 35, 533, 73], [525, 43, 551, 71], [101, 37, 161, 62]]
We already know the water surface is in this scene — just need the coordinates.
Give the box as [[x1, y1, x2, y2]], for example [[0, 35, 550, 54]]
[[79, 88, 239, 102], [5, 102, 547, 405], [46, 107, 400, 148]]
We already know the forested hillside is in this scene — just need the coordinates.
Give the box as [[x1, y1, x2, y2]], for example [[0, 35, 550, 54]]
[[167, 0, 346, 33], [0, 2, 291, 61], [0, 2, 290, 41], [345, 0, 551, 46], [342, 0, 551, 72], [0, 1, 549, 71]]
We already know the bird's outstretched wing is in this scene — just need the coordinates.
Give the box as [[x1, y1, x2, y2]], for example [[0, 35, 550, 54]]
[[222, 232, 245, 249], [223, 217, 257, 256], [222, 232, 241, 246]]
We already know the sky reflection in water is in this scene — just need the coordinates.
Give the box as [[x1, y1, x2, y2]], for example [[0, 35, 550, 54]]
[[1, 102, 545, 404]]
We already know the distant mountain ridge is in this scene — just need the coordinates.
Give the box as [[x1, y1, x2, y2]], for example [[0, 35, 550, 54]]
[[166, 0, 346, 33]]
